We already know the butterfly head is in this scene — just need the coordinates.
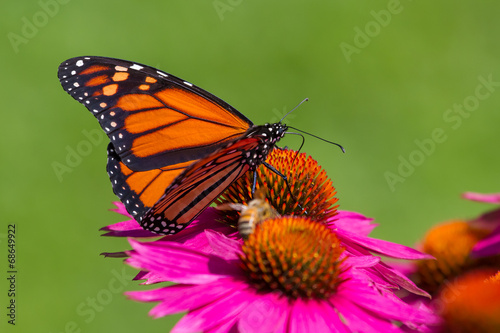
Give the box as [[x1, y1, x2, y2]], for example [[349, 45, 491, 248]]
[[264, 123, 288, 144], [241, 123, 287, 170]]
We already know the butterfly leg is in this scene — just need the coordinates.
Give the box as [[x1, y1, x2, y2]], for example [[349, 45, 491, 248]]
[[251, 170, 257, 195]]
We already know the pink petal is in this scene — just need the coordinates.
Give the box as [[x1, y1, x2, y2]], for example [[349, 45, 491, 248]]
[[330, 210, 377, 236], [127, 279, 244, 318], [100, 220, 158, 237], [344, 255, 380, 268], [374, 262, 431, 298], [289, 298, 348, 333], [238, 292, 289, 333], [333, 295, 402, 333], [314, 301, 351, 333], [205, 230, 242, 260], [133, 270, 168, 284], [463, 192, 500, 204], [338, 277, 440, 325], [471, 230, 500, 257], [336, 229, 433, 260], [388, 260, 419, 277], [172, 288, 253, 333], [205, 319, 239, 333], [126, 239, 241, 284], [109, 201, 130, 216], [101, 207, 236, 242]]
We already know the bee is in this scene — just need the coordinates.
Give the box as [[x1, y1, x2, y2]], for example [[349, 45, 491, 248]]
[[217, 189, 280, 238]]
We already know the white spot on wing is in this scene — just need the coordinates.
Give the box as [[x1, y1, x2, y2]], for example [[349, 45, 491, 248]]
[[130, 64, 143, 71], [76, 60, 84, 67]]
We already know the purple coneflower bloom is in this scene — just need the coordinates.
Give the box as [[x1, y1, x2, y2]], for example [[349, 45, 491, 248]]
[[125, 217, 440, 332]]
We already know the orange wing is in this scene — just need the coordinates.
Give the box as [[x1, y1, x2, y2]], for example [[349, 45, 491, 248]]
[[58, 56, 253, 171], [140, 137, 262, 234], [106, 143, 196, 219]]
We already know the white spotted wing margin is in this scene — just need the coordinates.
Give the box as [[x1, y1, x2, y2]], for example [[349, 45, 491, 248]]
[[106, 143, 193, 221]]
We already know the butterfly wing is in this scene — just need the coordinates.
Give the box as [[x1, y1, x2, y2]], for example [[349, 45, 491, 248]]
[[58, 56, 253, 171], [140, 136, 263, 234], [106, 143, 195, 220]]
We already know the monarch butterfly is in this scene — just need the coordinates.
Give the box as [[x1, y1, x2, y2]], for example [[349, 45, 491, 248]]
[[217, 188, 280, 238], [58, 56, 292, 235]]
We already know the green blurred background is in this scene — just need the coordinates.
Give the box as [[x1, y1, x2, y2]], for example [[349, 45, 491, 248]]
[[1, 1, 499, 332]]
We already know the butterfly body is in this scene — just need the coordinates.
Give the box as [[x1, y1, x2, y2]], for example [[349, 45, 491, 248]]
[[58, 56, 288, 234]]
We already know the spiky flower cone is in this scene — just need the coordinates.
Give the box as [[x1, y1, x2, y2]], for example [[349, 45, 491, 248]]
[[215, 148, 338, 223]]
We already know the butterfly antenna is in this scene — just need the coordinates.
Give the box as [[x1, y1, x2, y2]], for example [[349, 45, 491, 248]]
[[284, 132, 305, 162], [288, 126, 345, 153], [280, 98, 309, 123]]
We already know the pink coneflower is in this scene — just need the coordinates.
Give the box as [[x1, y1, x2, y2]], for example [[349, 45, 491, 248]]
[[433, 269, 500, 333], [401, 192, 500, 296], [102, 150, 431, 296], [410, 219, 492, 295], [125, 217, 439, 332]]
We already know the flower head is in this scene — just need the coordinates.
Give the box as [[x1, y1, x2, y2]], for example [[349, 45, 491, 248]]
[[411, 220, 492, 295], [239, 216, 346, 299], [390, 192, 500, 297], [216, 148, 339, 222], [125, 218, 439, 332], [435, 269, 500, 333]]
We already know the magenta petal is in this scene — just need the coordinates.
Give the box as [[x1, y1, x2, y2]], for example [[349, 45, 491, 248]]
[[100, 219, 158, 237], [205, 230, 242, 260], [375, 262, 431, 298], [338, 277, 439, 325], [109, 201, 130, 216], [471, 231, 500, 257], [238, 292, 289, 333], [314, 301, 350, 333], [463, 192, 500, 204], [344, 255, 380, 268], [336, 229, 433, 260], [133, 270, 169, 284], [126, 239, 241, 284], [289, 298, 346, 333], [204, 319, 239, 333], [172, 288, 253, 333], [158, 208, 238, 253], [127, 279, 244, 318], [330, 210, 377, 236], [333, 295, 402, 333]]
